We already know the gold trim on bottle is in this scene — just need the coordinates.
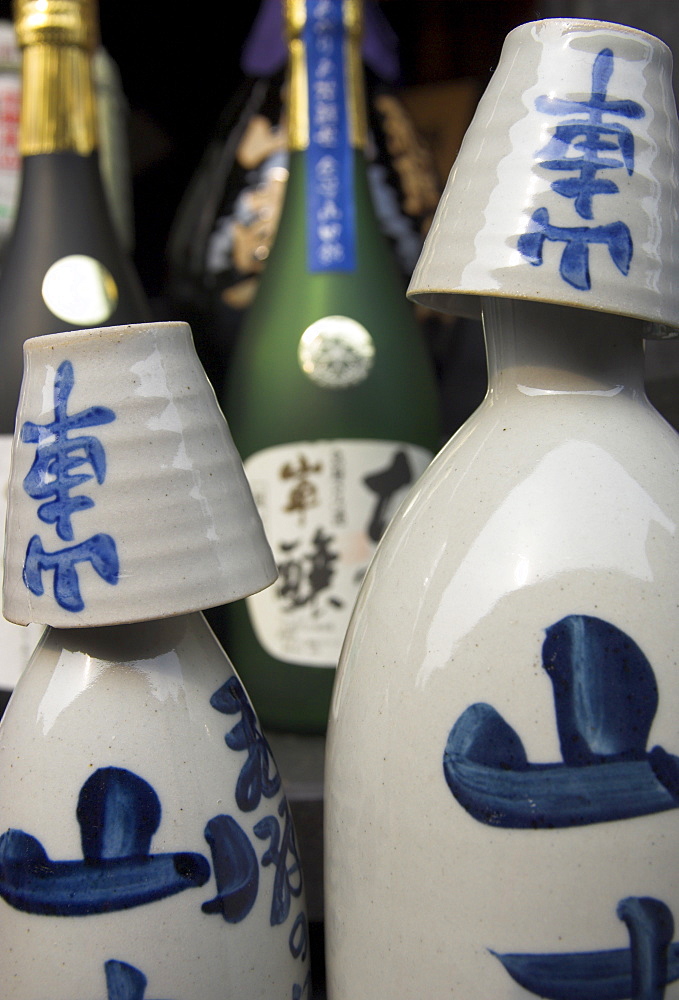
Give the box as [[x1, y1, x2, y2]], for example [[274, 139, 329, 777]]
[[285, 0, 367, 153], [286, 0, 308, 152], [344, 0, 368, 151], [14, 0, 98, 156]]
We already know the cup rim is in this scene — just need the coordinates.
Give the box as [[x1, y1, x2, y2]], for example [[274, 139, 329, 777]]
[[22, 321, 191, 355], [505, 17, 672, 53]]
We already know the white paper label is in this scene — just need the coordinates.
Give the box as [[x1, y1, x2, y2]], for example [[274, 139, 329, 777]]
[[244, 439, 432, 666], [41, 255, 118, 326], [0, 434, 43, 690], [0, 72, 19, 242], [298, 315, 375, 389]]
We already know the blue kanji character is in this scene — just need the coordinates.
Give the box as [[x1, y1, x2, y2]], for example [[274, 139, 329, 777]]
[[293, 971, 313, 1000], [23, 532, 119, 613], [21, 360, 115, 541], [518, 207, 632, 291], [254, 797, 304, 926], [534, 48, 644, 219], [210, 676, 281, 812]]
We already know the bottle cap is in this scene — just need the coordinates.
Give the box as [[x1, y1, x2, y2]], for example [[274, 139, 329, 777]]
[[13, 0, 98, 51], [407, 19, 679, 336], [3, 321, 278, 628]]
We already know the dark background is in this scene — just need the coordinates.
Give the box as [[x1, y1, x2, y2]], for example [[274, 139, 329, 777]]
[[2, 1, 538, 301], [97, 0, 533, 298], [1, 0, 675, 310]]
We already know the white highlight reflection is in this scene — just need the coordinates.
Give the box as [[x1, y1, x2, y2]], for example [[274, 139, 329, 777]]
[[419, 440, 675, 685], [518, 384, 624, 397], [38, 648, 106, 734], [38, 647, 185, 734], [131, 348, 171, 401]]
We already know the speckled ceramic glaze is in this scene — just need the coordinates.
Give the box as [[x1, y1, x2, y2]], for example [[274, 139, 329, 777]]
[[325, 18, 679, 1000], [0, 320, 310, 997], [0, 613, 310, 998], [2, 321, 277, 628], [408, 19, 679, 331]]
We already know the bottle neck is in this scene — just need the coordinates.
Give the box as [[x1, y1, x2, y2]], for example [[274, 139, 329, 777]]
[[284, 0, 368, 275], [481, 297, 647, 400], [20, 43, 97, 156], [286, 0, 367, 153]]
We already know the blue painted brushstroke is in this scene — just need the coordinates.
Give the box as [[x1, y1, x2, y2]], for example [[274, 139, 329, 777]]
[[255, 797, 304, 927], [517, 47, 642, 290], [493, 897, 679, 1000], [201, 815, 259, 923], [442, 617, 679, 828], [618, 898, 675, 1000], [105, 959, 176, 1000], [210, 676, 281, 812], [443, 704, 679, 829], [105, 960, 148, 1000], [0, 767, 210, 915], [543, 616, 658, 765], [293, 970, 313, 1000], [290, 911, 309, 961]]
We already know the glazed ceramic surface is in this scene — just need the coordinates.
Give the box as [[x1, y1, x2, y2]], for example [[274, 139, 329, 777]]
[[408, 19, 679, 331], [325, 298, 679, 998], [0, 611, 310, 998], [2, 321, 277, 628]]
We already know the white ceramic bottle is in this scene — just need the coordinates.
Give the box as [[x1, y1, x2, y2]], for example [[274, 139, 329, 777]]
[[0, 322, 311, 999], [0, 615, 311, 999], [325, 18, 679, 1000]]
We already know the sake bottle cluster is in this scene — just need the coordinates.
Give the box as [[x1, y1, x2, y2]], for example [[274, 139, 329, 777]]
[[0, 2, 311, 997]]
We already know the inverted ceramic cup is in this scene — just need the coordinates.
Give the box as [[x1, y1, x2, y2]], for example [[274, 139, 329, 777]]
[[2, 321, 277, 627], [408, 19, 679, 332]]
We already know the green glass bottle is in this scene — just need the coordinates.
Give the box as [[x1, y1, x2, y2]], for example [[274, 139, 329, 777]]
[[207, 0, 440, 734]]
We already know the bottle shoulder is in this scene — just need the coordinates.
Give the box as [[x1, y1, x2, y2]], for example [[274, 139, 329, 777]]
[[220, 150, 440, 451], [250, 152, 412, 303], [418, 389, 679, 515], [3, 153, 133, 263], [0, 152, 150, 431]]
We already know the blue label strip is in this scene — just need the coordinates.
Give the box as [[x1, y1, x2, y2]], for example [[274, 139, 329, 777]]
[[304, 0, 356, 273]]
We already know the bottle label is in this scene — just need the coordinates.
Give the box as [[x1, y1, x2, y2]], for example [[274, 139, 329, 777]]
[[0, 433, 43, 690], [41, 254, 118, 326], [244, 439, 432, 666], [0, 68, 20, 243], [304, 0, 356, 273], [298, 315, 375, 389]]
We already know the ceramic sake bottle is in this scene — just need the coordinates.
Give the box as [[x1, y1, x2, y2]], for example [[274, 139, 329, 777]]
[[325, 19, 679, 1000], [0, 322, 311, 999], [0, 0, 151, 713]]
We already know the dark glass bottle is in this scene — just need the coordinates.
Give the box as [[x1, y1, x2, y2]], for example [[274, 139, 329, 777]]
[[0, 0, 151, 713], [206, 0, 440, 734], [165, 0, 442, 393]]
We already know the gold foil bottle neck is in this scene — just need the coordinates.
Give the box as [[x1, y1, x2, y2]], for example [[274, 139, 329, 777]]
[[13, 0, 99, 51], [15, 0, 99, 155], [283, 0, 363, 38], [343, 0, 364, 43], [285, 0, 367, 152]]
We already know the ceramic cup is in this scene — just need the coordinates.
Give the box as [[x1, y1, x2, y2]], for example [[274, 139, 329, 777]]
[[408, 19, 679, 332], [2, 321, 277, 628]]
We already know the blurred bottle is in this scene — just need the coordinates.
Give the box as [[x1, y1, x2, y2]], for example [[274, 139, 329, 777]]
[[0, 0, 150, 713], [0, 18, 134, 259], [0, 20, 20, 250], [165, 0, 442, 392], [205, 0, 441, 734]]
